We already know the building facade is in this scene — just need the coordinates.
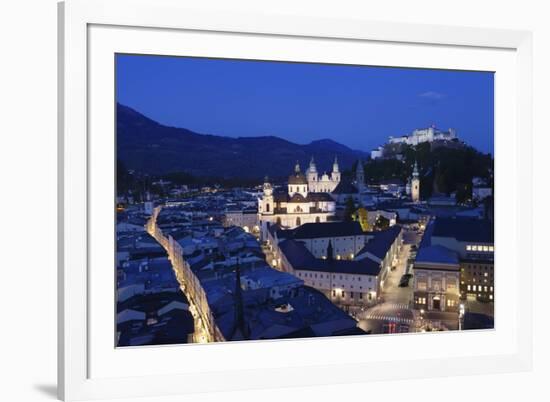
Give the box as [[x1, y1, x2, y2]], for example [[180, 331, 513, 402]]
[[460, 259, 494, 302], [413, 245, 461, 312], [305, 156, 341, 193], [223, 207, 260, 234], [414, 217, 494, 310]]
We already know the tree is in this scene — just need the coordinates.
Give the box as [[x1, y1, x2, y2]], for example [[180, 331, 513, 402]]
[[343, 196, 356, 222], [374, 215, 390, 231]]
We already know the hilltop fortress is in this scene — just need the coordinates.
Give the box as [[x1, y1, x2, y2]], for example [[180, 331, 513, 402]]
[[371, 125, 459, 159]]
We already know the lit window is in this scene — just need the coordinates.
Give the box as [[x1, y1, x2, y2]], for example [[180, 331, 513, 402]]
[[489, 246, 494, 252], [483, 246, 489, 252], [467, 285, 471, 291], [490, 295, 493, 300], [466, 245, 472, 251], [472, 285, 477, 291], [472, 245, 478, 251], [484, 272, 488, 277]]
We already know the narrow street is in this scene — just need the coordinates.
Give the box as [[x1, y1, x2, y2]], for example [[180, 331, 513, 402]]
[[356, 226, 418, 333], [147, 207, 214, 343], [355, 224, 432, 334]]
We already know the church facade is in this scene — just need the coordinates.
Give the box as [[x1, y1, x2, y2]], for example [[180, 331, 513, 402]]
[[258, 160, 338, 239], [305, 157, 341, 193]]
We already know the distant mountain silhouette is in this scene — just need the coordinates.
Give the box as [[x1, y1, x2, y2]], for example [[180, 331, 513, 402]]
[[117, 103, 369, 179]]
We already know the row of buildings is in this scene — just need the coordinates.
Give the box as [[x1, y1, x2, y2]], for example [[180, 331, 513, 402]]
[[116, 213, 195, 346], [146, 204, 366, 342], [413, 217, 494, 313]]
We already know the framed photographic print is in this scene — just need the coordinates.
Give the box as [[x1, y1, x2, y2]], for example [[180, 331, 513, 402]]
[[58, 0, 533, 400]]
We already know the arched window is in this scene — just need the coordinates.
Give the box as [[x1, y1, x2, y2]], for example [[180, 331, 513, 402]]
[[276, 217, 282, 225], [296, 217, 301, 226], [266, 203, 270, 212], [315, 216, 321, 223]]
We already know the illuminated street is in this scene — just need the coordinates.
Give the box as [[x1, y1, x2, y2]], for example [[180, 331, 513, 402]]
[[147, 209, 213, 343]]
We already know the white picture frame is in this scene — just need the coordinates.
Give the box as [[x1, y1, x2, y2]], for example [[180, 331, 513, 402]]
[[58, 0, 533, 400]]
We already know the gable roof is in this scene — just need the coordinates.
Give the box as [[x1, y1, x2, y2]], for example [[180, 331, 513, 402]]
[[332, 180, 358, 195], [285, 221, 365, 239], [356, 225, 402, 259], [278, 239, 381, 276]]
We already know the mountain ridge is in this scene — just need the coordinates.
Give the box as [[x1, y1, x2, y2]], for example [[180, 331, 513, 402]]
[[116, 103, 369, 179]]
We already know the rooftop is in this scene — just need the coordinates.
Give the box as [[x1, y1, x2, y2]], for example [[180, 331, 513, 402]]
[[283, 221, 365, 240], [279, 239, 381, 276], [432, 217, 494, 243], [356, 225, 402, 259], [415, 244, 460, 267], [332, 180, 358, 195]]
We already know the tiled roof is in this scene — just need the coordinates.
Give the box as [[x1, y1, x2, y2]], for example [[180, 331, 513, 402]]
[[415, 244, 459, 267], [284, 221, 365, 239], [432, 217, 494, 243], [278, 239, 381, 276], [331, 180, 358, 195], [356, 225, 402, 259], [289, 193, 307, 203]]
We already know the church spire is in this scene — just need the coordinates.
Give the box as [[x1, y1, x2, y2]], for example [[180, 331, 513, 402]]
[[326, 239, 334, 261], [309, 156, 317, 171], [413, 160, 419, 178], [295, 160, 301, 173], [332, 156, 339, 173], [230, 259, 249, 340], [356, 159, 365, 191]]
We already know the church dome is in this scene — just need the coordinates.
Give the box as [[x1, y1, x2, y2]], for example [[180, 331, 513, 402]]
[[288, 173, 308, 185]]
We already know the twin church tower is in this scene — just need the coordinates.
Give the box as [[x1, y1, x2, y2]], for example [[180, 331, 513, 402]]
[[258, 156, 420, 238]]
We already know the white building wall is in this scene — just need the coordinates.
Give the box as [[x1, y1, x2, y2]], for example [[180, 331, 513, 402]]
[[294, 269, 379, 305]]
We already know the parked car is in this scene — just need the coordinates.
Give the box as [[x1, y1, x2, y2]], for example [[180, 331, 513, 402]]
[[399, 273, 412, 287]]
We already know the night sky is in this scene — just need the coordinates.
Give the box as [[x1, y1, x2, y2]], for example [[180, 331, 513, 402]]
[[116, 54, 494, 154]]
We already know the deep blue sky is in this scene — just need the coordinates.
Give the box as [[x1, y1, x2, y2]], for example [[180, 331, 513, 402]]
[[116, 54, 494, 154]]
